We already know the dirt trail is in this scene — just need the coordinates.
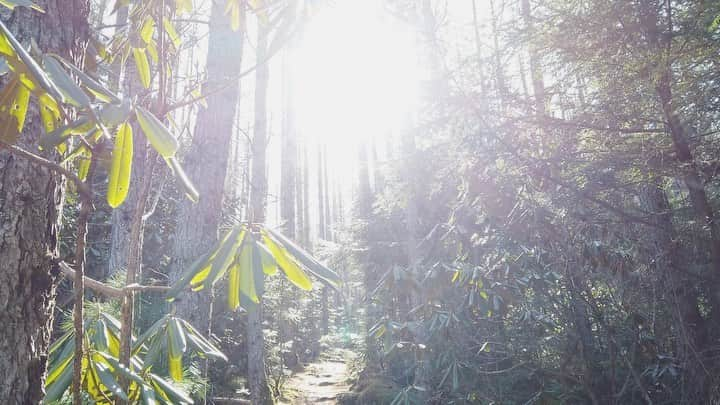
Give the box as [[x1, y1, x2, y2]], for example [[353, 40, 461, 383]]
[[279, 348, 356, 404]]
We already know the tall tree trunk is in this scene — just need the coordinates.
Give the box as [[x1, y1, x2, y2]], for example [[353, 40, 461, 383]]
[[301, 144, 311, 249], [247, 18, 272, 405], [0, 2, 89, 402], [520, 0, 545, 117], [317, 145, 326, 240], [280, 48, 297, 239], [171, 0, 245, 330], [640, 181, 707, 399], [638, 0, 720, 328], [322, 144, 331, 240]]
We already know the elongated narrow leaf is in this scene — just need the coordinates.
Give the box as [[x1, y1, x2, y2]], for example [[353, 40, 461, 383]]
[[132, 47, 151, 88], [39, 92, 61, 133], [140, 383, 158, 405], [98, 101, 132, 128], [150, 374, 193, 404], [267, 228, 342, 288], [166, 156, 199, 203], [189, 228, 236, 289], [107, 122, 133, 208], [0, 0, 44, 12], [0, 76, 30, 143], [140, 16, 155, 45], [179, 319, 227, 361], [50, 54, 120, 103], [167, 252, 212, 300], [133, 314, 170, 354], [142, 334, 167, 371], [135, 106, 178, 157], [167, 318, 187, 381], [238, 242, 259, 304], [93, 360, 129, 400], [46, 337, 74, 386], [39, 116, 93, 151], [227, 260, 241, 310], [42, 55, 91, 108], [163, 17, 181, 48], [261, 232, 312, 290], [203, 227, 245, 290], [256, 241, 278, 275], [94, 319, 111, 352], [251, 241, 265, 298], [44, 358, 73, 403]]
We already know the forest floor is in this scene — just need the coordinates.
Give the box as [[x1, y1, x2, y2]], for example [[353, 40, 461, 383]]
[[278, 348, 357, 404]]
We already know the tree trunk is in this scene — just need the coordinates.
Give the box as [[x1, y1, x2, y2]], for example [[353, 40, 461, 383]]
[[0, 1, 89, 402], [280, 48, 297, 239], [317, 145, 325, 240], [171, 0, 245, 328], [247, 18, 272, 405]]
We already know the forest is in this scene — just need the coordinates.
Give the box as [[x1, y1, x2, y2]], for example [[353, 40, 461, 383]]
[[0, 0, 719, 404]]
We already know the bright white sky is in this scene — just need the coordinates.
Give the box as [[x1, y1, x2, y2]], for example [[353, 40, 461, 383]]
[[291, 0, 422, 154]]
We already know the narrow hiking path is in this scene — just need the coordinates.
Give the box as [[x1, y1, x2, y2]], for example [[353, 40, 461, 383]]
[[279, 348, 357, 404]]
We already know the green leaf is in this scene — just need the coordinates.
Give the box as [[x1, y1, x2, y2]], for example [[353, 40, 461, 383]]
[[251, 240, 265, 298], [107, 122, 133, 208], [135, 106, 179, 157], [94, 319, 111, 352], [50, 54, 120, 103], [140, 16, 156, 45], [0, 76, 30, 144], [167, 318, 187, 382], [98, 100, 132, 128], [143, 333, 167, 371], [267, 228, 342, 289], [203, 227, 246, 290], [0, 0, 44, 12], [179, 319, 228, 361], [166, 156, 199, 203], [227, 260, 241, 310], [133, 47, 151, 89], [0, 20, 62, 101], [237, 242, 259, 304], [46, 336, 74, 387], [163, 17, 181, 48], [92, 359, 129, 400], [42, 55, 91, 108], [38, 115, 92, 151], [256, 241, 278, 275], [133, 314, 171, 355], [167, 252, 213, 300], [150, 374, 193, 404], [261, 231, 312, 290], [44, 358, 73, 403]]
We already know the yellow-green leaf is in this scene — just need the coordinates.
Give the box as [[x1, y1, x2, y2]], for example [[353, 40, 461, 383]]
[[107, 122, 133, 208], [239, 243, 259, 303], [132, 47, 151, 88], [135, 106, 178, 157], [0, 0, 44, 13], [228, 260, 241, 310], [261, 232, 312, 290], [163, 17, 181, 48], [140, 16, 155, 45]]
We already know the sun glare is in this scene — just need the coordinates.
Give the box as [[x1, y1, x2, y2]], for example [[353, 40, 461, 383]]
[[291, 0, 421, 154]]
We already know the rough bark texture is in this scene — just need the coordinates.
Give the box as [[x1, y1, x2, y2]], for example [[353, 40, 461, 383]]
[[0, 1, 89, 403], [171, 1, 244, 328], [247, 18, 272, 405]]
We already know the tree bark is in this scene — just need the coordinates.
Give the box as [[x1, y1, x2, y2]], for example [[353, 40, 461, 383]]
[[247, 18, 272, 405], [171, 0, 245, 328], [0, 1, 89, 403]]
